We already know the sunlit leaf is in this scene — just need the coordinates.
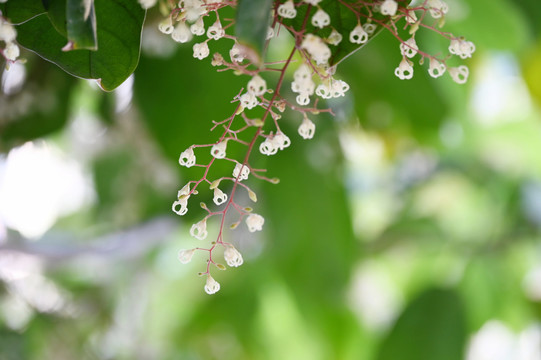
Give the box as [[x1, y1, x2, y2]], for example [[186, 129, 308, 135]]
[[66, 0, 98, 50], [235, 0, 273, 63]]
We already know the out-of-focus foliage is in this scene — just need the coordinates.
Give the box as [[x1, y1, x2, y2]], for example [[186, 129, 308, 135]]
[[1, 0, 541, 359]]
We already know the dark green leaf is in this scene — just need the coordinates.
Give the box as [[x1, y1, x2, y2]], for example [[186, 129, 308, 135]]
[[66, 0, 98, 50], [377, 287, 467, 360], [235, 0, 273, 64], [0, 0, 45, 24], [15, 0, 145, 91]]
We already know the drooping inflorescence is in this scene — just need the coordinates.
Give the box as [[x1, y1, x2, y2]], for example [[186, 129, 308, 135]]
[[144, 0, 476, 294]]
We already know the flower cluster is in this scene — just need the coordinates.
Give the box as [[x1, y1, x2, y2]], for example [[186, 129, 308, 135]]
[[0, 12, 20, 64], [144, 0, 475, 294]]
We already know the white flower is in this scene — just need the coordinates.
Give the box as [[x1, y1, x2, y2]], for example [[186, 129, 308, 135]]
[[178, 183, 191, 197], [185, 0, 206, 22], [260, 138, 278, 156], [240, 92, 259, 109], [207, 20, 225, 40], [246, 214, 264, 232], [247, 75, 267, 96], [291, 64, 315, 103], [172, 21, 192, 43], [190, 219, 208, 240], [326, 29, 343, 45], [298, 117, 315, 139], [405, 10, 418, 23], [272, 132, 291, 150], [0, 21, 17, 43], [363, 23, 377, 36], [380, 0, 398, 16], [449, 38, 475, 59], [193, 42, 210, 60], [4, 42, 19, 61], [349, 24, 368, 44], [158, 17, 174, 34], [179, 147, 196, 167], [230, 43, 245, 63], [400, 37, 418, 58], [277, 0, 297, 19], [394, 58, 414, 80], [190, 18, 205, 36], [213, 187, 228, 205], [316, 83, 332, 99], [448, 65, 469, 84], [204, 275, 220, 294], [331, 79, 350, 98], [138, 0, 157, 9], [428, 58, 446, 78], [303, 0, 322, 4], [311, 9, 330, 28], [178, 249, 196, 264], [172, 197, 189, 216], [301, 34, 331, 65], [427, 0, 449, 18], [224, 245, 243, 267], [211, 140, 227, 159], [296, 94, 310, 106], [233, 163, 250, 181]]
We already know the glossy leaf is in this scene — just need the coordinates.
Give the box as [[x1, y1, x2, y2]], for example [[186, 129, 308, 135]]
[[66, 0, 98, 50], [0, 0, 44, 24], [15, 0, 145, 91], [235, 0, 273, 63]]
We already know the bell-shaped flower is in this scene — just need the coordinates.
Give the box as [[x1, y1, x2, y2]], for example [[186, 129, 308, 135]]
[[172, 21, 192, 43], [448, 65, 469, 84], [185, 0, 206, 22], [248, 75, 267, 96], [190, 18, 205, 36], [394, 58, 414, 80], [327, 29, 343, 45], [298, 117, 315, 139], [303, 0, 322, 4], [179, 146, 196, 167], [204, 275, 220, 294], [4, 42, 19, 61], [331, 79, 350, 98], [363, 23, 377, 36], [230, 43, 245, 63], [213, 187, 228, 206], [224, 245, 243, 267], [400, 37, 418, 58], [193, 42, 210, 60], [405, 10, 418, 23], [178, 249, 196, 264], [260, 138, 278, 156], [211, 140, 227, 159], [190, 218, 208, 240], [428, 58, 446, 78], [0, 21, 17, 43], [277, 0, 297, 19], [233, 163, 250, 181], [172, 197, 189, 216], [380, 0, 398, 16], [158, 17, 174, 34], [301, 34, 331, 65], [246, 214, 264, 232], [349, 24, 368, 44], [316, 83, 332, 99], [207, 20, 225, 40], [240, 92, 259, 109], [272, 132, 291, 150], [311, 9, 330, 28], [427, 0, 449, 18]]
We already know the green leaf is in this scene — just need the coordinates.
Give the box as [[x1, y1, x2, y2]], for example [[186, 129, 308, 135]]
[[15, 0, 145, 91], [278, 0, 387, 66], [0, 0, 45, 24], [66, 0, 98, 50], [377, 288, 467, 360], [235, 0, 273, 64]]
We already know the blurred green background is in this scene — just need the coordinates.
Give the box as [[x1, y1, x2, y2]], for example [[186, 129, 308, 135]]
[[2, 0, 541, 359]]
